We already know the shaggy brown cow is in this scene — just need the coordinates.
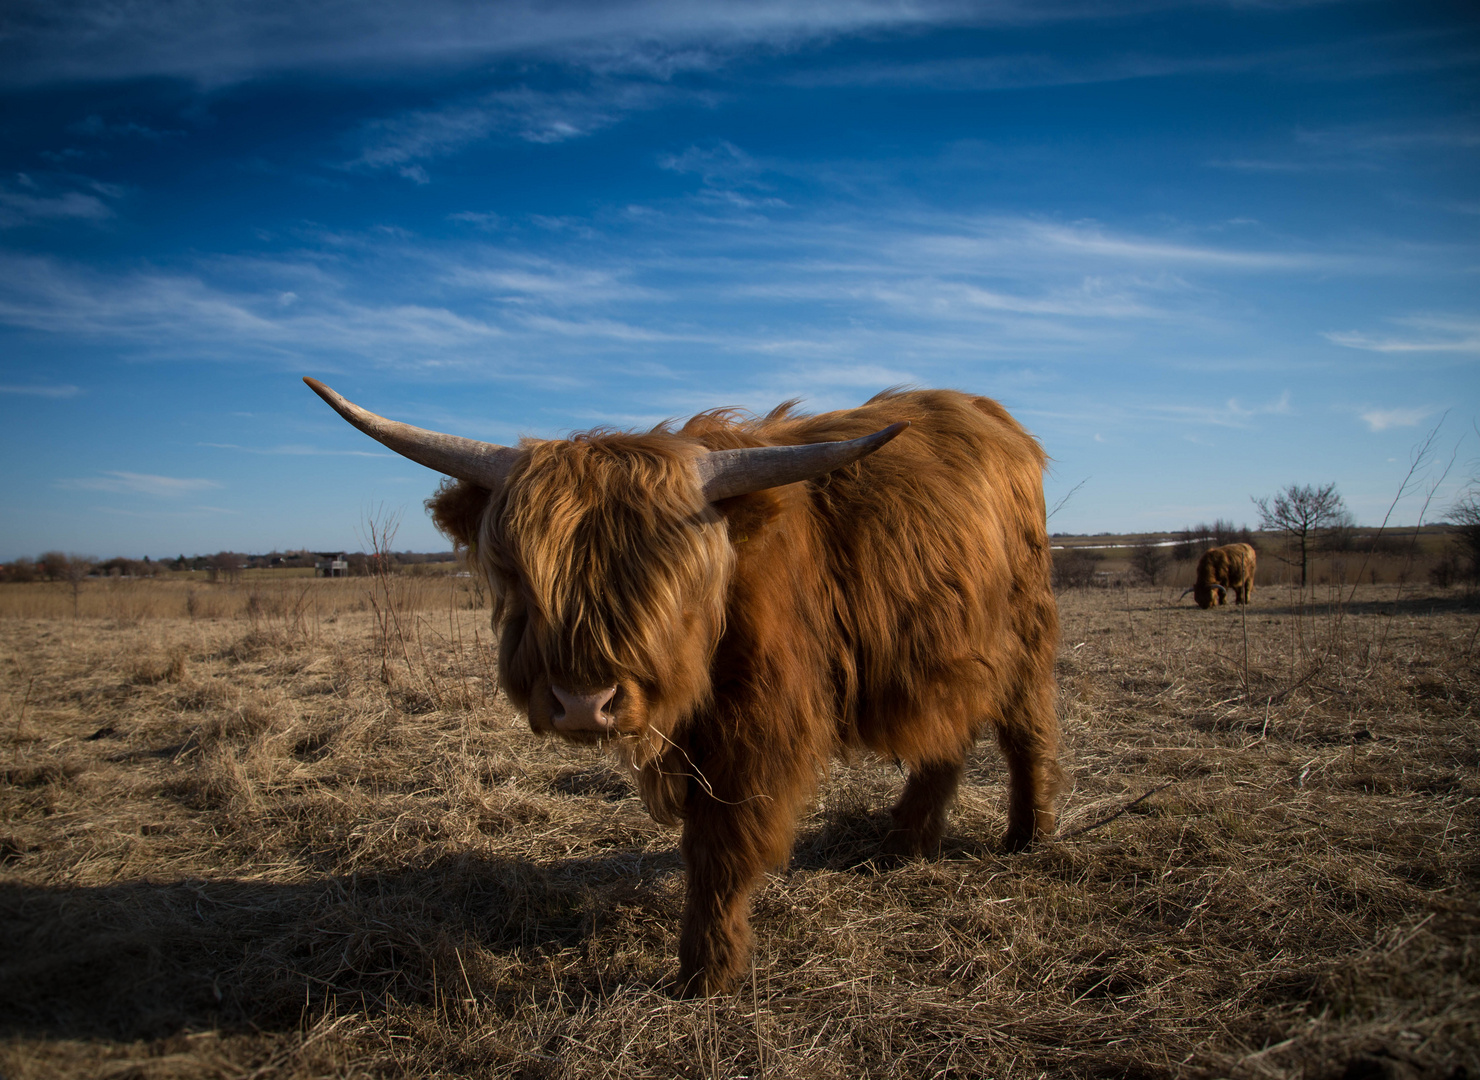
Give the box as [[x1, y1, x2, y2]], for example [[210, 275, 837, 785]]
[[305, 379, 1061, 995], [1184, 542, 1257, 608]]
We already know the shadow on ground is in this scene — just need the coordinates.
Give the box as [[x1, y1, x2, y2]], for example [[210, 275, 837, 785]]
[[1165, 593, 1480, 619], [0, 849, 683, 1042]]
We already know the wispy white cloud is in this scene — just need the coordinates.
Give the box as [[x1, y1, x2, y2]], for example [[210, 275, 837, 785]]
[[33, 5, 1456, 146], [0, 252, 507, 365], [1206, 156, 1363, 174], [1232, 390, 1293, 419], [658, 140, 791, 209], [0, 203, 1419, 390], [0, 0, 1080, 87], [69, 114, 181, 140], [448, 210, 505, 231], [513, 312, 685, 343], [349, 82, 684, 179], [1324, 315, 1480, 355], [786, 25, 1480, 96], [1297, 121, 1480, 154], [444, 260, 658, 306], [0, 173, 117, 228], [57, 471, 222, 496], [0, 383, 80, 397], [787, 46, 1262, 93], [1359, 407, 1435, 432], [973, 219, 1333, 271], [1210, 116, 1480, 173], [1133, 391, 1294, 429]]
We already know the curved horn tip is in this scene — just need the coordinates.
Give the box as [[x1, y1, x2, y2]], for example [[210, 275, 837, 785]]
[[303, 376, 339, 405], [303, 376, 340, 409], [300, 375, 520, 490], [697, 418, 910, 502]]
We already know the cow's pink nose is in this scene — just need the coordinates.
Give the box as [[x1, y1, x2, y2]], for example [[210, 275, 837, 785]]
[[550, 685, 619, 733]]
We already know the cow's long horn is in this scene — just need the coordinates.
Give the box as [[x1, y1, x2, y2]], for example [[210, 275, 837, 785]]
[[1179, 587, 1196, 599], [697, 422, 909, 501], [304, 378, 521, 490]]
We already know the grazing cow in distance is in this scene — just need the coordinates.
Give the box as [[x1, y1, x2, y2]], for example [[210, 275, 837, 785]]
[[1183, 542, 1257, 608], [305, 379, 1061, 995]]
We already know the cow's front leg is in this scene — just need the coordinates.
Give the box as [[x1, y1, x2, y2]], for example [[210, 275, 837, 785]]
[[676, 790, 792, 995]]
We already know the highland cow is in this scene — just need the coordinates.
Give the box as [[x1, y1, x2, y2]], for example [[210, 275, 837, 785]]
[[305, 378, 1061, 995], [1184, 542, 1257, 608]]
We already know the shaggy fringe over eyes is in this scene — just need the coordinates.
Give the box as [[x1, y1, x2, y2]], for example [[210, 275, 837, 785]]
[[471, 434, 733, 692]]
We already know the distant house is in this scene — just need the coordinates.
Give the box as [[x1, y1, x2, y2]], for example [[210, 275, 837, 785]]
[[314, 552, 349, 578]]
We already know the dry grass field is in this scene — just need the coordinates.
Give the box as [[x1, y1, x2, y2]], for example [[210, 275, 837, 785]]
[[2, 575, 1477, 1079]]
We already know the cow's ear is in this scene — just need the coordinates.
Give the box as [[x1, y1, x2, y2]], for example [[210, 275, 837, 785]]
[[426, 478, 490, 551], [712, 488, 785, 547]]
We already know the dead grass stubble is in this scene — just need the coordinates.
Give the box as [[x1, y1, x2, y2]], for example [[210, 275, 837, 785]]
[[1, 583, 1476, 1079]]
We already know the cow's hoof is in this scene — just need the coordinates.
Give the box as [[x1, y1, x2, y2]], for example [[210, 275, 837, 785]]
[[880, 828, 924, 859], [673, 966, 739, 998], [1001, 827, 1036, 853]]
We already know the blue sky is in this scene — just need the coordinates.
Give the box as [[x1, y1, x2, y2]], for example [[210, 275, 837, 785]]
[[1, 0, 1476, 560]]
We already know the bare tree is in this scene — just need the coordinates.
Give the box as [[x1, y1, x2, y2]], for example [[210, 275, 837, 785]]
[[1129, 543, 1169, 584], [1171, 524, 1209, 563], [38, 551, 71, 582], [37, 552, 95, 617], [1253, 482, 1352, 587], [1447, 492, 1480, 582], [1052, 547, 1103, 590], [206, 552, 243, 583], [63, 556, 94, 617], [1171, 519, 1253, 562]]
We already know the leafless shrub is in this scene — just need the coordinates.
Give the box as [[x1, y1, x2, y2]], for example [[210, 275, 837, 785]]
[[1447, 492, 1480, 582], [1429, 554, 1462, 589], [1052, 546, 1103, 589], [1128, 542, 1169, 584]]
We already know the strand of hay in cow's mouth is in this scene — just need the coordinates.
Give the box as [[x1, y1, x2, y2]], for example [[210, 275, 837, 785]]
[[1, 582, 1476, 1078]]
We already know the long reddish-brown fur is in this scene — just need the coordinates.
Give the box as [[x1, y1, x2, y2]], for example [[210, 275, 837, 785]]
[[428, 388, 1061, 994], [1193, 542, 1257, 608]]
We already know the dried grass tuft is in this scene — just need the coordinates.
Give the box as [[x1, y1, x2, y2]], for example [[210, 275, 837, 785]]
[[127, 646, 188, 686]]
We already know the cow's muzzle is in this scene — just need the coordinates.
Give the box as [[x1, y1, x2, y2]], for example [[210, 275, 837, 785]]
[[550, 685, 620, 735]]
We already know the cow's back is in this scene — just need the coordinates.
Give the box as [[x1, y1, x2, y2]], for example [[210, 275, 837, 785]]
[[760, 389, 1055, 760]]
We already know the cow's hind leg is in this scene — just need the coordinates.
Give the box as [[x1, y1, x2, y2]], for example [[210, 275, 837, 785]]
[[997, 705, 1061, 852], [884, 758, 964, 858]]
